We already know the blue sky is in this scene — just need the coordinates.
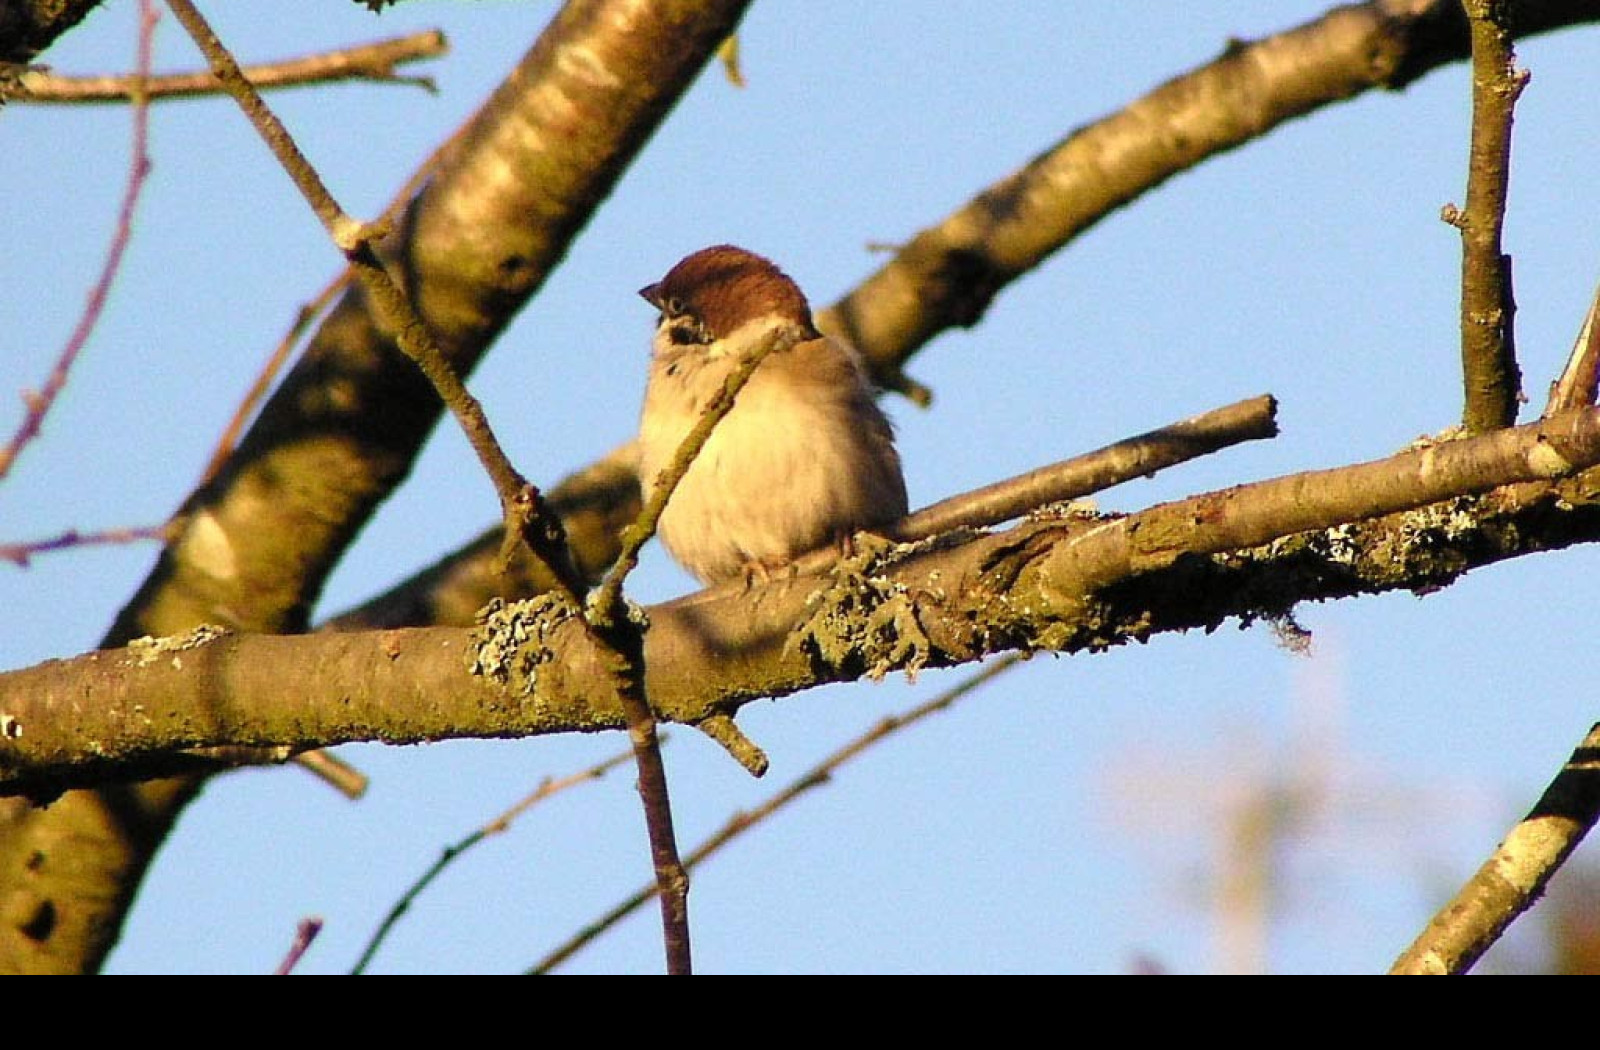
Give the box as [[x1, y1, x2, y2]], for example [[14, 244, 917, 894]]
[[4, 2, 1599, 973]]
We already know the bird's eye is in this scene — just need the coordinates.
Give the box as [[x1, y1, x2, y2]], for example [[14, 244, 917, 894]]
[[663, 295, 688, 317]]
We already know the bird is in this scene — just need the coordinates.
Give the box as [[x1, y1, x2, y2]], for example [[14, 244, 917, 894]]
[[636, 245, 908, 585]]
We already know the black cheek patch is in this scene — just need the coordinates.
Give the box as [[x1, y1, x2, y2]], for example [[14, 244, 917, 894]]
[[668, 319, 708, 346]]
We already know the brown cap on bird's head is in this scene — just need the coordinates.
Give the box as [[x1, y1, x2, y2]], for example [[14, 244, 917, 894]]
[[639, 245, 818, 341]]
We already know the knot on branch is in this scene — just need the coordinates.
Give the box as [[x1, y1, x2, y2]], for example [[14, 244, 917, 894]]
[[465, 594, 576, 696], [927, 246, 1007, 329]]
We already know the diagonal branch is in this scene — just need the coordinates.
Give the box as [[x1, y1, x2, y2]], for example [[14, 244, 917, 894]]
[[1390, 722, 1600, 974], [352, 742, 636, 974], [0, 1, 155, 484], [821, 0, 1600, 398], [1545, 277, 1600, 415], [530, 655, 1024, 973]]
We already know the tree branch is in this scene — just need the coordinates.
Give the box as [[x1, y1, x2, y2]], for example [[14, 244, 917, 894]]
[[8, 407, 1600, 797], [0, 1, 154, 484], [1390, 722, 1600, 974], [820, 0, 1600, 398], [531, 655, 1024, 973], [1545, 278, 1600, 415], [1449, 0, 1527, 431], [5, 29, 446, 103], [352, 743, 636, 974]]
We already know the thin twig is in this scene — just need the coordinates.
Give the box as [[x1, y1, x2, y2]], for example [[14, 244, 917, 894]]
[[892, 393, 1278, 542], [1451, 0, 1528, 432], [0, 2, 157, 484], [589, 325, 799, 618], [9, 29, 447, 103], [291, 749, 367, 800], [200, 113, 468, 490], [579, 326, 800, 975], [274, 917, 323, 975], [1390, 722, 1600, 974], [529, 654, 1025, 974], [163, 0, 581, 601], [199, 275, 347, 485], [0, 523, 169, 567], [671, 393, 1280, 599], [1545, 278, 1600, 416], [351, 744, 637, 974]]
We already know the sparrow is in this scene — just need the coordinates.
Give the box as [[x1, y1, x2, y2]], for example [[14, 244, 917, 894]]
[[637, 245, 908, 585]]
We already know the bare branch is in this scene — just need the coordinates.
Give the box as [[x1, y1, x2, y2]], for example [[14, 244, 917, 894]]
[[352, 743, 636, 974], [10, 408, 1600, 797], [7, 30, 446, 103], [0, 1, 155, 484], [1390, 722, 1600, 974], [821, 0, 1600, 399], [1451, 0, 1527, 432], [1545, 278, 1600, 415], [198, 275, 346, 486], [274, 917, 323, 976], [892, 394, 1278, 542], [531, 655, 1024, 973], [0, 523, 168, 567]]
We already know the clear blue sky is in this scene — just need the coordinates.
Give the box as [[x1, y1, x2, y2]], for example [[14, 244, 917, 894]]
[[4, 2, 1599, 973]]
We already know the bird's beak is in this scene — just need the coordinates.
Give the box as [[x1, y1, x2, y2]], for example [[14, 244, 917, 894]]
[[638, 282, 662, 308]]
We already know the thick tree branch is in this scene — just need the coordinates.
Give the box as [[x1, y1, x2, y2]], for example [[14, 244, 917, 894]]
[[7, 408, 1600, 797], [821, 0, 1600, 397], [1390, 722, 1600, 974]]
